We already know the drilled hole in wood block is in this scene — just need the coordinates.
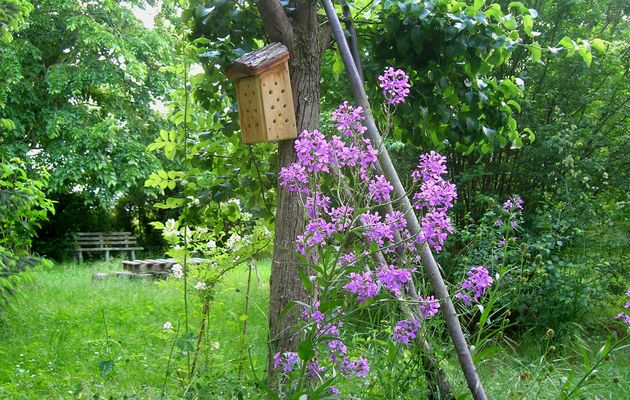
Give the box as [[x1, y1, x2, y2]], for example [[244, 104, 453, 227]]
[[276, 97, 280, 102], [271, 105, 275, 110], [281, 89, 285, 93], [283, 104, 287, 108], [285, 119, 289, 123], [268, 90, 273, 95], [274, 81, 278, 86]]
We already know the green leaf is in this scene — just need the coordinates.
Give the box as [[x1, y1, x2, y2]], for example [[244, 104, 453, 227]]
[[527, 43, 542, 63], [297, 340, 315, 361], [523, 15, 533, 37], [590, 38, 607, 53], [332, 52, 344, 79], [507, 100, 521, 113]]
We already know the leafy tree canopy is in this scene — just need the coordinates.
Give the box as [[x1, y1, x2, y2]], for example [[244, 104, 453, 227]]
[[0, 0, 176, 204]]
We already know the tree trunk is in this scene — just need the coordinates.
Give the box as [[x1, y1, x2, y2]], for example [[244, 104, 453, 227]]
[[256, 0, 324, 380]]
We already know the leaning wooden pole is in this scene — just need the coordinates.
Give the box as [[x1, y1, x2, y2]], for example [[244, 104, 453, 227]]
[[320, 1, 488, 398]]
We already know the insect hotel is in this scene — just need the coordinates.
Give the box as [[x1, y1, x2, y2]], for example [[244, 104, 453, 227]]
[[226, 43, 297, 144]]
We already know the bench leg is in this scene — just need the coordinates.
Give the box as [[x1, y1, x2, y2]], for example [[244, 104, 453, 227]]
[[77, 251, 83, 263], [130, 250, 136, 261], [105, 250, 110, 262]]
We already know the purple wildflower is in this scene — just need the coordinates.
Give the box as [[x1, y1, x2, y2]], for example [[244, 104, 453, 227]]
[[456, 266, 494, 306], [273, 352, 299, 373], [331, 101, 367, 137], [339, 357, 370, 377], [306, 361, 326, 379], [511, 220, 519, 228], [329, 387, 341, 396], [378, 67, 411, 105], [503, 194, 524, 211], [279, 163, 309, 193], [305, 193, 331, 218], [494, 220, 504, 226], [616, 288, 630, 325], [369, 175, 393, 204], [330, 205, 354, 231], [294, 129, 332, 173], [304, 218, 335, 248], [338, 252, 356, 266], [377, 264, 412, 297], [360, 211, 394, 248], [359, 138, 379, 180], [385, 210, 407, 231], [616, 313, 630, 325], [413, 178, 457, 211], [418, 295, 440, 318], [393, 319, 420, 345], [418, 210, 453, 253], [414, 151, 448, 182], [343, 272, 379, 303]]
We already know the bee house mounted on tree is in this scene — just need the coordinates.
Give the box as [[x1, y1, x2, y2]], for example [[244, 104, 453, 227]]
[[226, 43, 297, 144]]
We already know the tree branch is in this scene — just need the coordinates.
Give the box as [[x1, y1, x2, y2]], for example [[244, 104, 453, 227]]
[[255, 0, 295, 49]]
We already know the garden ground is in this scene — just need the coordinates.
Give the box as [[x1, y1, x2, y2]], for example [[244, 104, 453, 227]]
[[0, 261, 628, 399]]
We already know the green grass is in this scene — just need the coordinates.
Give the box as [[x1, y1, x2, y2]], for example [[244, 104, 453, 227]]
[[0, 259, 270, 399], [0, 260, 628, 399]]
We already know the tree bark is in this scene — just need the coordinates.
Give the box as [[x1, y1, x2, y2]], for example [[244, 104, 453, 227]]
[[256, 0, 323, 380]]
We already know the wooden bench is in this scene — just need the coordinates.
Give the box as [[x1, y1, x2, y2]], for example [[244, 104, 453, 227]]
[[75, 232, 143, 262]]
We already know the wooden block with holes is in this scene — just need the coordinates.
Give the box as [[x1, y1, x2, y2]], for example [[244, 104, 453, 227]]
[[226, 43, 297, 144]]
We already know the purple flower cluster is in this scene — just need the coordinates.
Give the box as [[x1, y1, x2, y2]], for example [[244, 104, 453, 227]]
[[341, 357, 370, 377], [455, 266, 494, 306], [287, 126, 378, 180], [419, 211, 454, 253], [296, 302, 370, 389], [378, 67, 411, 105], [377, 263, 412, 297], [368, 175, 393, 204], [343, 272, 379, 303], [393, 319, 420, 344], [273, 352, 299, 373], [332, 101, 367, 137], [359, 211, 394, 248], [615, 287, 630, 325], [305, 193, 331, 218], [418, 295, 440, 318], [278, 163, 308, 194], [411, 151, 457, 253], [503, 195, 524, 211], [338, 252, 357, 267]]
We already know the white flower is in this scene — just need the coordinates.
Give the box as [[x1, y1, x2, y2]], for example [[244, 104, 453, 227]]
[[226, 234, 241, 249], [195, 281, 206, 291], [228, 198, 241, 206], [171, 264, 183, 279], [164, 219, 179, 240], [211, 341, 220, 350], [163, 322, 172, 330], [241, 212, 252, 222], [206, 240, 216, 250]]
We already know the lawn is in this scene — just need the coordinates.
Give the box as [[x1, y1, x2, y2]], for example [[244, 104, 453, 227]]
[[0, 260, 270, 399], [0, 261, 628, 399]]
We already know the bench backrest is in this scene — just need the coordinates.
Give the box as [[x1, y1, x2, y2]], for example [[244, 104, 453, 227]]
[[75, 232, 138, 249]]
